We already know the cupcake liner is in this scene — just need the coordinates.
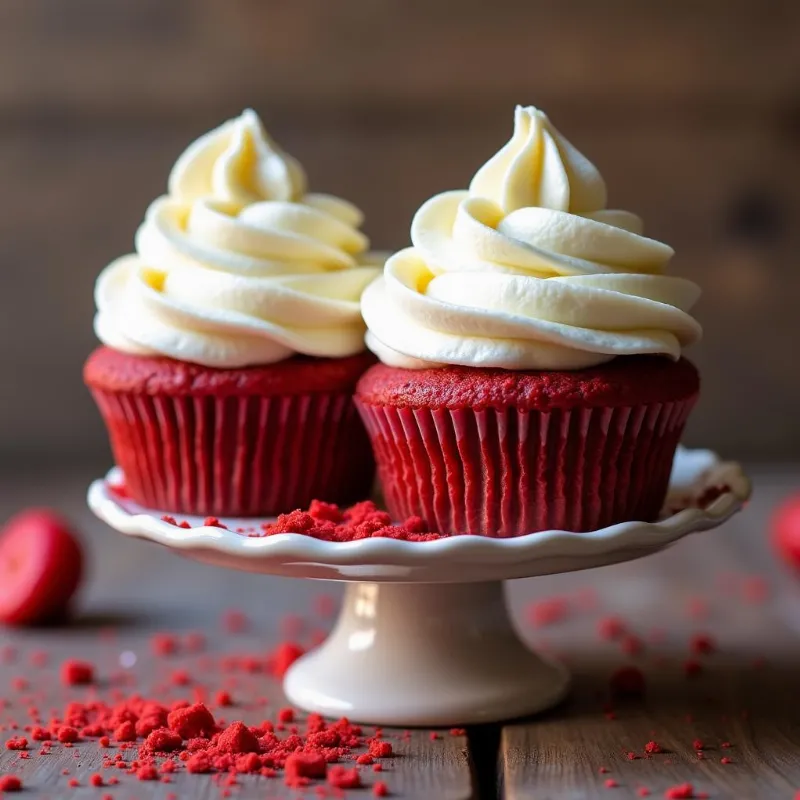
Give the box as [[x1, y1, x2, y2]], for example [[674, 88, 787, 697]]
[[92, 389, 374, 517], [356, 397, 696, 537]]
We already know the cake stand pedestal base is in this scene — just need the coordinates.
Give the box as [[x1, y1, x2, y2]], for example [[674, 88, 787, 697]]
[[284, 581, 569, 727]]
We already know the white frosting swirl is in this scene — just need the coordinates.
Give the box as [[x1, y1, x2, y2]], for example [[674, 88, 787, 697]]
[[363, 105, 701, 370], [95, 110, 381, 368]]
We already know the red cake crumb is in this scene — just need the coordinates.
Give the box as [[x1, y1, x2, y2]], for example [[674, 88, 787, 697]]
[[693, 739, 705, 750], [277, 707, 295, 724], [143, 727, 183, 753], [357, 754, 374, 765], [167, 703, 216, 739], [450, 727, 467, 736], [136, 765, 158, 781], [605, 778, 619, 788], [99, 736, 110, 748], [373, 763, 383, 772], [527, 597, 569, 628], [151, 633, 179, 656], [328, 765, 362, 789], [609, 666, 646, 698], [67, 778, 80, 787], [664, 784, 695, 799], [89, 774, 104, 787], [644, 741, 663, 754], [598, 616, 627, 640], [216, 721, 260, 754], [0, 775, 22, 792], [61, 660, 95, 686], [268, 641, 306, 678], [285, 752, 328, 786], [186, 752, 212, 774], [114, 721, 137, 742], [57, 727, 79, 744], [31, 726, 51, 741], [627, 751, 638, 760], [599, 767, 610, 774], [721, 756, 733, 764], [5, 737, 27, 750], [373, 781, 390, 797], [369, 740, 393, 758], [689, 634, 716, 655], [214, 690, 233, 707]]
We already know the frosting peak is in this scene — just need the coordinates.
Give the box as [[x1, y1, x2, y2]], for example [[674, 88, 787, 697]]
[[95, 110, 381, 368], [362, 105, 701, 372], [469, 105, 607, 214]]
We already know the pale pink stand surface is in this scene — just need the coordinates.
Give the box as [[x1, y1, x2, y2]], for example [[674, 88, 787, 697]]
[[88, 446, 751, 727]]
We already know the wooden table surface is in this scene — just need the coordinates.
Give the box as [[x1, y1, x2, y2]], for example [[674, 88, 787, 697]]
[[0, 463, 798, 799]]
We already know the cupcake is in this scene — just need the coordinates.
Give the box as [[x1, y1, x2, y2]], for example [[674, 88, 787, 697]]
[[356, 106, 702, 537], [85, 110, 381, 516]]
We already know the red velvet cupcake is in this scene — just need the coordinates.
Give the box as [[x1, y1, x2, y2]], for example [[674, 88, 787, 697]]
[[86, 348, 375, 516], [356, 358, 698, 537], [86, 110, 381, 515], [358, 106, 703, 536]]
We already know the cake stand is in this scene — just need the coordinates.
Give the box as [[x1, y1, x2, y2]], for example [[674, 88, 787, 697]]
[[87, 446, 751, 727]]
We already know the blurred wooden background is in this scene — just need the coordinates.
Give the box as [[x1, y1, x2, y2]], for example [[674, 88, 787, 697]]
[[1, 0, 799, 465]]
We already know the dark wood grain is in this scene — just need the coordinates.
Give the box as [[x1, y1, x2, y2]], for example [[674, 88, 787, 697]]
[[501, 470, 800, 799], [0, 466, 474, 799]]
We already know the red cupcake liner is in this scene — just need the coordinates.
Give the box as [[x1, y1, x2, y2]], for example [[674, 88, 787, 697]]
[[91, 390, 374, 517], [356, 397, 696, 537]]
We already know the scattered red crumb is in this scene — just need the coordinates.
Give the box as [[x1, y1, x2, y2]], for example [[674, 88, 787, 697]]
[[621, 635, 645, 656], [60, 660, 95, 686], [67, 778, 80, 788], [89, 774, 104, 787], [151, 633, 179, 656], [214, 690, 233, 707], [605, 778, 619, 788], [609, 666, 646, 698], [277, 707, 295, 724], [216, 721, 260, 754], [599, 767, 610, 774], [114, 721, 137, 742], [644, 741, 663, 754], [58, 727, 79, 744], [598, 616, 626, 640], [683, 660, 703, 678], [721, 756, 733, 764], [721, 741, 732, 749], [328, 765, 362, 789], [689, 634, 716, 655], [221, 609, 249, 633], [170, 669, 192, 686], [5, 737, 27, 750], [136, 764, 158, 781], [692, 739, 705, 750], [0, 775, 22, 792], [429, 732, 441, 740], [186, 752, 212, 774], [98, 735, 110, 748], [357, 754, 374, 765], [373, 763, 383, 772], [450, 727, 467, 736], [143, 727, 183, 753], [527, 597, 569, 628], [664, 784, 695, 799], [264, 500, 445, 542], [627, 751, 638, 760], [285, 752, 328, 786], [167, 703, 216, 739], [268, 641, 306, 679], [373, 781, 390, 797]]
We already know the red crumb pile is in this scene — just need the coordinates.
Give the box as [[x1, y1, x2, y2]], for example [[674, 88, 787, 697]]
[[163, 499, 447, 542]]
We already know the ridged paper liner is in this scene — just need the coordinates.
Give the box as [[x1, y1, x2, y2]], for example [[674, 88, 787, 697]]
[[91, 390, 374, 517], [357, 397, 696, 537]]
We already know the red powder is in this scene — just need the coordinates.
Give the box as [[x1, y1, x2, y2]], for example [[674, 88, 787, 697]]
[[721, 757, 733, 764], [605, 778, 619, 788], [89, 774, 104, 787], [369, 740, 393, 758], [357, 754, 374, 765], [627, 752, 638, 761], [268, 642, 306, 679], [693, 739, 705, 750], [216, 721, 260, 754], [689, 634, 716, 655], [214, 690, 233, 707], [0, 775, 22, 792], [167, 703, 216, 739], [114, 721, 137, 742], [450, 727, 467, 736], [374, 781, 390, 797], [186, 752, 212, 774], [277, 707, 295, 724], [5, 737, 27, 750], [30, 726, 50, 741], [599, 767, 610, 774], [609, 666, 646, 698], [328, 765, 362, 789], [60, 660, 95, 686], [664, 784, 695, 799], [644, 741, 663, 754]]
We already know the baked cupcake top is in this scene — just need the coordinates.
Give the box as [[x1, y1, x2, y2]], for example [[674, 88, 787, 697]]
[[94, 110, 381, 368], [362, 105, 702, 371]]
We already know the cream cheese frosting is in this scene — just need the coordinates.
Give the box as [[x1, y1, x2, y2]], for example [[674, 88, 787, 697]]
[[363, 105, 701, 371], [94, 110, 381, 368]]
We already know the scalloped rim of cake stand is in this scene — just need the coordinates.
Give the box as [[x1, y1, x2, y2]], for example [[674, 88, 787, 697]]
[[87, 446, 751, 583]]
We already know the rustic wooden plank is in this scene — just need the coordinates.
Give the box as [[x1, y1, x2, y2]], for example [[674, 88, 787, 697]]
[[0, 466, 474, 799], [501, 468, 800, 799], [0, 0, 799, 118]]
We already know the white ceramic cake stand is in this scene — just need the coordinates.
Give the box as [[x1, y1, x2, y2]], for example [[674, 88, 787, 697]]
[[87, 446, 750, 727]]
